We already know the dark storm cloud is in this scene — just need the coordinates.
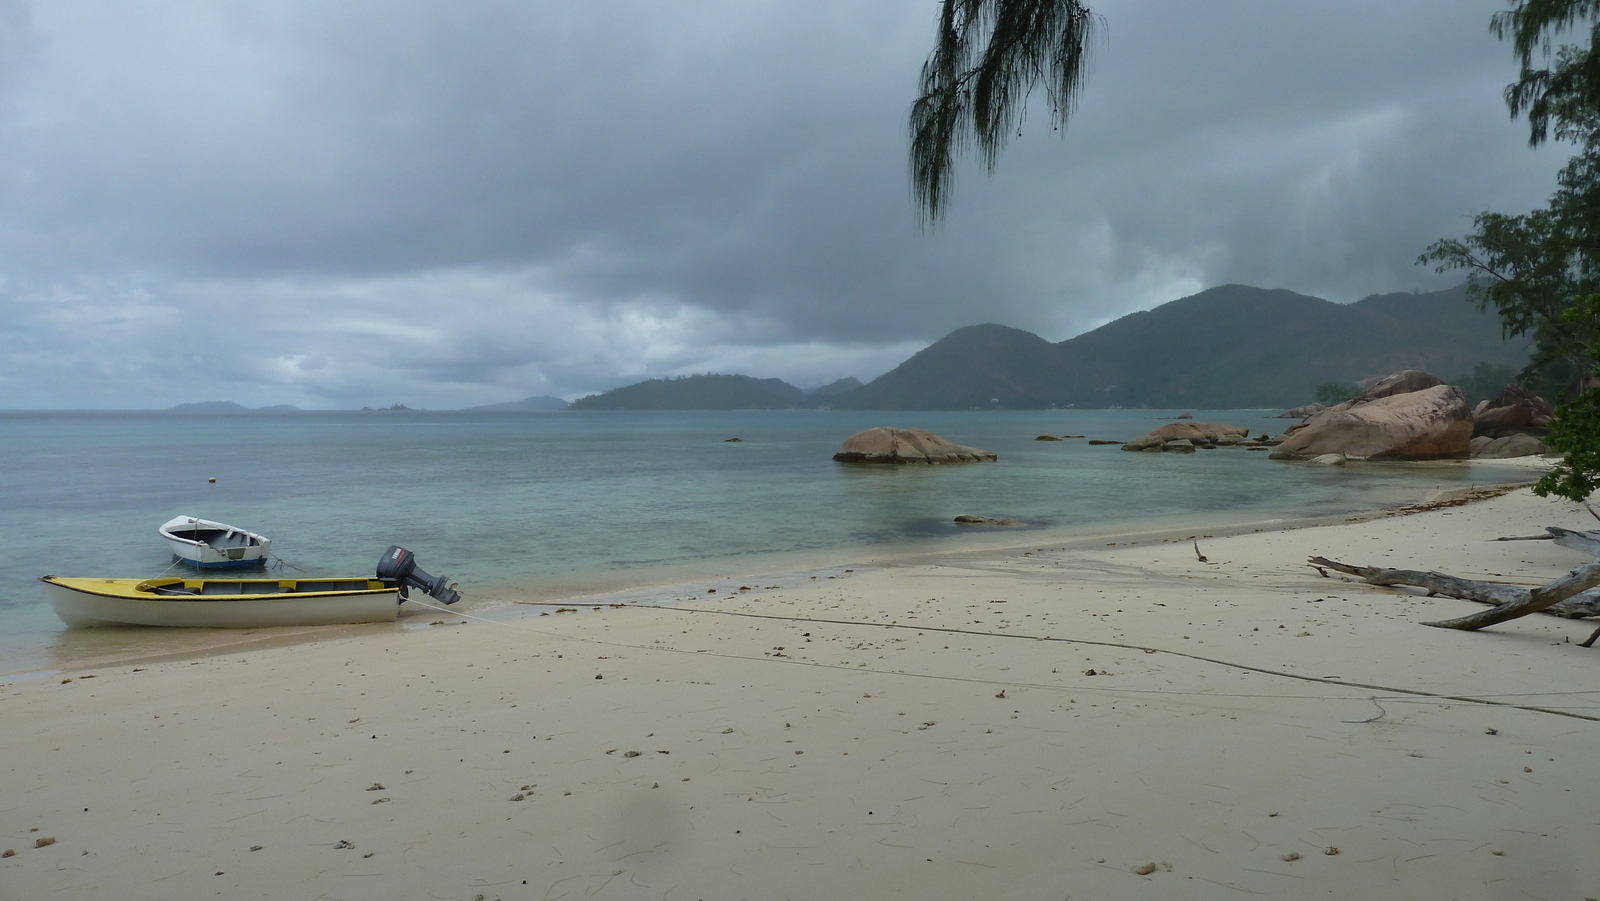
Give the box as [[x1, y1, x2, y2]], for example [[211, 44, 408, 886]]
[[0, 0, 1572, 407]]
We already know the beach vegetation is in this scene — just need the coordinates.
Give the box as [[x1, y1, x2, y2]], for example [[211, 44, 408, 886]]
[[1313, 382, 1360, 406], [1422, 1, 1600, 501], [1537, 294, 1600, 500], [1451, 362, 1523, 407], [1418, 143, 1600, 390]]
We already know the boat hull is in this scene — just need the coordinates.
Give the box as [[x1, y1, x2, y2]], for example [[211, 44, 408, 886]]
[[43, 577, 401, 628], [168, 553, 271, 570]]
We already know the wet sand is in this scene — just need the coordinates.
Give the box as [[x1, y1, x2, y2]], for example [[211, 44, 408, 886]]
[[3, 477, 1599, 899]]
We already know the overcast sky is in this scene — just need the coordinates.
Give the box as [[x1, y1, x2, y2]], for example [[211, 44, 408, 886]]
[[0, 0, 1572, 409]]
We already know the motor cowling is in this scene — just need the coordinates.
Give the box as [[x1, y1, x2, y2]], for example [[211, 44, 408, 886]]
[[376, 545, 461, 605]]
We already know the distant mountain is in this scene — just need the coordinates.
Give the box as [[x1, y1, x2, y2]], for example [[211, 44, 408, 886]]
[[826, 324, 1058, 410], [805, 377, 863, 398], [568, 374, 805, 410], [460, 395, 568, 412], [168, 401, 302, 414], [829, 284, 1533, 410]]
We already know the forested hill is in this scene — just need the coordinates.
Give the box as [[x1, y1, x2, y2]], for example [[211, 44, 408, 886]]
[[564, 284, 1530, 411], [567, 374, 805, 410], [828, 284, 1531, 410]]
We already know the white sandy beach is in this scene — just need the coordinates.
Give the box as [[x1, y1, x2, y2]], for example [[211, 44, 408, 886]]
[[4, 480, 1600, 900]]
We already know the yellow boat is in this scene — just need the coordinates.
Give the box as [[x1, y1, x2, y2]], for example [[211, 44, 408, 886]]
[[41, 576, 402, 628], [42, 545, 460, 628]]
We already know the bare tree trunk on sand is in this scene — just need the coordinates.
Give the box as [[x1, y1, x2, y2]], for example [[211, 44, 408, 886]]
[[1307, 556, 1600, 637]]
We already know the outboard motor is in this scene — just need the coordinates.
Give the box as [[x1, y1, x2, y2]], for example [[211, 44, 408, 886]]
[[376, 545, 461, 605]]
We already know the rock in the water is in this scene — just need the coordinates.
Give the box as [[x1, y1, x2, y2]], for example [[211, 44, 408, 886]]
[[833, 427, 997, 464], [954, 514, 1024, 526], [1473, 384, 1555, 438], [1307, 453, 1347, 465], [1269, 379, 1471, 460], [1176, 412, 1193, 419], [1087, 439, 1122, 445], [1122, 422, 1249, 452], [1472, 434, 1551, 458], [1278, 403, 1326, 419], [1156, 422, 1248, 443], [1034, 434, 1063, 441]]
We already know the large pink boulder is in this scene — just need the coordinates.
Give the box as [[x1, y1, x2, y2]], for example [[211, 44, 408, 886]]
[[832, 427, 997, 464], [1473, 384, 1554, 437], [1269, 383, 1472, 460], [1283, 370, 1446, 438], [1338, 370, 1444, 405]]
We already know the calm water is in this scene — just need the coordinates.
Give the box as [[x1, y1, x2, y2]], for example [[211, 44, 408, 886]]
[[0, 409, 1518, 675]]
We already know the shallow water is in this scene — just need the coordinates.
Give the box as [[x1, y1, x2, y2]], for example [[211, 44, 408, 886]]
[[0, 409, 1524, 676]]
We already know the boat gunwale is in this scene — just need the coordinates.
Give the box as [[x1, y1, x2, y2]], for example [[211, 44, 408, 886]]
[[40, 575, 397, 603], [158, 516, 270, 550]]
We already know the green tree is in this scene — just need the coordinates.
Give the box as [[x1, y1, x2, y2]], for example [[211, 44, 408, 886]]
[[1428, 2, 1600, 499], [1313, 382, 1360, 405], [1494, 0, 1600, 147], [910, 0, 1098, 224], [1422, 3, 1600, 393], [1418, 138, 1600, 390], [1451, 361, 1522, 407], [1537, 295, 1600, 499]]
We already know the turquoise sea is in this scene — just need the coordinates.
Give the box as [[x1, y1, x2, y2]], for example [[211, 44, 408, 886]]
[[0, 409, 1521, 677]]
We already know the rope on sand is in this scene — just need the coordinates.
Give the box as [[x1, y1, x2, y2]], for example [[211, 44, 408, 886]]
[[404, 598, 1600, 724]]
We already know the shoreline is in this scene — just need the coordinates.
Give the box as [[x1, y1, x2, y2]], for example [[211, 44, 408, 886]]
[[3, 461, 1546, 683], [4, 477, 1598, 897]]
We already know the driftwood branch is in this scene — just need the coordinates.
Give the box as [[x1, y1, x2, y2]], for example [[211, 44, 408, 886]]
[[1308, 556, 1600, 630], [1547, 526, 1600, 556], [1494, 527, 1600, 552]]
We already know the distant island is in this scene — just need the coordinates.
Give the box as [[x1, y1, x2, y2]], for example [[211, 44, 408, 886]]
[[163, 397, 571, 414], [568, 374, 806, 411], [168, 402, 302, 414], [564, 283, 1531, 411], [459, 395, 568, 412]]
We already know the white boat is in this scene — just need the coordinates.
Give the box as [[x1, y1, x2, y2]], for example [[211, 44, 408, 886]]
[[159, 516, 271, 569], [43, 545, 461, 628]]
